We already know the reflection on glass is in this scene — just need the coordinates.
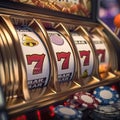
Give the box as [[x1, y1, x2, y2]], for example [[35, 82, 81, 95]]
[[10, 0, 92, 17]]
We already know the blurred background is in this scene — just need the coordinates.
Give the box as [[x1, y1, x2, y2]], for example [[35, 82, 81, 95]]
[[99, 0, 120, 33]]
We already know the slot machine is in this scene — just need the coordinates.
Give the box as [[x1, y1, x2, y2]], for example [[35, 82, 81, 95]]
[[0, 0, 120, 120]]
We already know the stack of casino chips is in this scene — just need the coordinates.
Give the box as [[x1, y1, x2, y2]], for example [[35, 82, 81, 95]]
[[53, 91, 99, 120], [113, 99, 120, 111], [90, 86, 120, 120], [91, 105, 120, 120], [54, 86, 120, 120]]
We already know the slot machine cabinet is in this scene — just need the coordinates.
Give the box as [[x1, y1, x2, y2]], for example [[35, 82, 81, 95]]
[[0, 0, 120, 120]]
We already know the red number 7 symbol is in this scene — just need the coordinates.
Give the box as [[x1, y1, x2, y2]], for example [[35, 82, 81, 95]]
[[26, 54, 45, 75], [56, 52, 71, 70], [79, 50, 90, 66], [96, 49, 105, 63]]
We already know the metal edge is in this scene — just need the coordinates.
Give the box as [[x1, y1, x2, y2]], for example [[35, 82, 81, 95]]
[[55, 23, 81, 84], [91, 28, 117, 80], [95, 26, 118, 72], [0, 21, 19, 99], [0, 35, 6, 92], [0, 0, 98, 22], [8, 76, 120, 116], [0, 15, 30, 101], [29, 19, 60, 92], [74, 26, 100, 81], [0, 26, 12, 100], [54, 23, 81, 90], [92, 28, 115, 70], [0, 24, 15, 100]]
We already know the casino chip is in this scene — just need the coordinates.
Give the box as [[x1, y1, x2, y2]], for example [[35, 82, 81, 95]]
[[93, 86, 119, 105], [93, 105, 120, 119], [112, 99, 120, 110], [73, 92, 99, 109], [54, 105, 82, 120], [96, 105, 119, 113]]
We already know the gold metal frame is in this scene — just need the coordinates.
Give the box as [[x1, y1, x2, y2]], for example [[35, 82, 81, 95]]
[[0, 4, 119, 116], [0, 27, 12, 100], [0, 22, 20, 100], [0, 34, 6, 93], [0, 15, 30, 101]]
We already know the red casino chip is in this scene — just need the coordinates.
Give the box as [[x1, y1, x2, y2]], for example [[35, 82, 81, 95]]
[[73, 92, 99, 109]]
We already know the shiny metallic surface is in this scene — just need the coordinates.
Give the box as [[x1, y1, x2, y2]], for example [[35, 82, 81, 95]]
[[0, 27, 12, 100], [0, 15, 30, 101], [29, 19, 59, 92], [91, 28, 118, 80], [0, 22, 19, 99], [0, 1, 119, 117], [0, 37, 6, 92], [73, 26, 100, 85], [54, 23, 80, 91]]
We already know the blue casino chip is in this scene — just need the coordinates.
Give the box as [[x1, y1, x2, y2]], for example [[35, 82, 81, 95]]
[[93, 86, 119, 105], [54, 105, 82, 120]]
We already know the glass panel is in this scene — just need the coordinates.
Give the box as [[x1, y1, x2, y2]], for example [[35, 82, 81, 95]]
[[10, 0, 92, 18]]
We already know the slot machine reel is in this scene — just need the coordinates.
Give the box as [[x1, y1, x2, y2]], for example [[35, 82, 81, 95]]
[[28, 19, 59, 92], [15, 18, 59, 99], [47, 23, 81, 92], [72, 26, 100, 86], [90, 27, 118, 80]]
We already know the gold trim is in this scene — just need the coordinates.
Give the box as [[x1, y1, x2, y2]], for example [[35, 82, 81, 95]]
[[55, 23, 81, 90], [74, 26, 100, 84], [0, 6, 119, 117], [7, 75, 120, 115], [0, 24, 15, 100], [114, 27, 120, 36], [95, 28, 118, 71], [0, 22, 20, 99], [0, 26, 12, 100], [29, 19, 60, 92], [0, 9, 99, 27], [91, 28, 118, 80], [0, 36, 6, 92], [92, 28, 117, 71], [0, 15, 30, 100]]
